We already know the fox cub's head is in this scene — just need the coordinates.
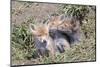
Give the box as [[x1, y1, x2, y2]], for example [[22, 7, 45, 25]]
[[29, 23, 49, 43], [47, 15, 65, 30]]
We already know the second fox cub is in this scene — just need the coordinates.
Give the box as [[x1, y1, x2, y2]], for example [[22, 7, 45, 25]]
[[47, 14, 81, 44]]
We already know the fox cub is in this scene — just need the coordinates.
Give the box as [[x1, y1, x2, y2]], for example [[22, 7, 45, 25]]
[[47, 14, 81, 44], [29, 23, 57, 57]]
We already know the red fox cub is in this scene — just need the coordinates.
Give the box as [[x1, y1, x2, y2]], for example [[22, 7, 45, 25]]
[[47, 15, 81, 44], [29, 23, 57, 58]]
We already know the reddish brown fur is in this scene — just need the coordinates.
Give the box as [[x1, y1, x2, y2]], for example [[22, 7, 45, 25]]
[[35, 26, 48, 36]]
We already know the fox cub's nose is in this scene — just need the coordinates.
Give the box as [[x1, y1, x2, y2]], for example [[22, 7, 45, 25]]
[[43, 40, 47, 44]]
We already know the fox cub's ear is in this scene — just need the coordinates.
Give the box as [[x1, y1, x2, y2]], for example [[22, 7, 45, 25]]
[[29, 23, 37, 35]]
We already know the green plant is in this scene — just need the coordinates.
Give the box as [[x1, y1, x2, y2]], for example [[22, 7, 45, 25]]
[[11, 22, 36, 63], [60, 5, 90, 22]]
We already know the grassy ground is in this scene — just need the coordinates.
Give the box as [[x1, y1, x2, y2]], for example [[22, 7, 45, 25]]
[[11, 1, 96, 66]]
